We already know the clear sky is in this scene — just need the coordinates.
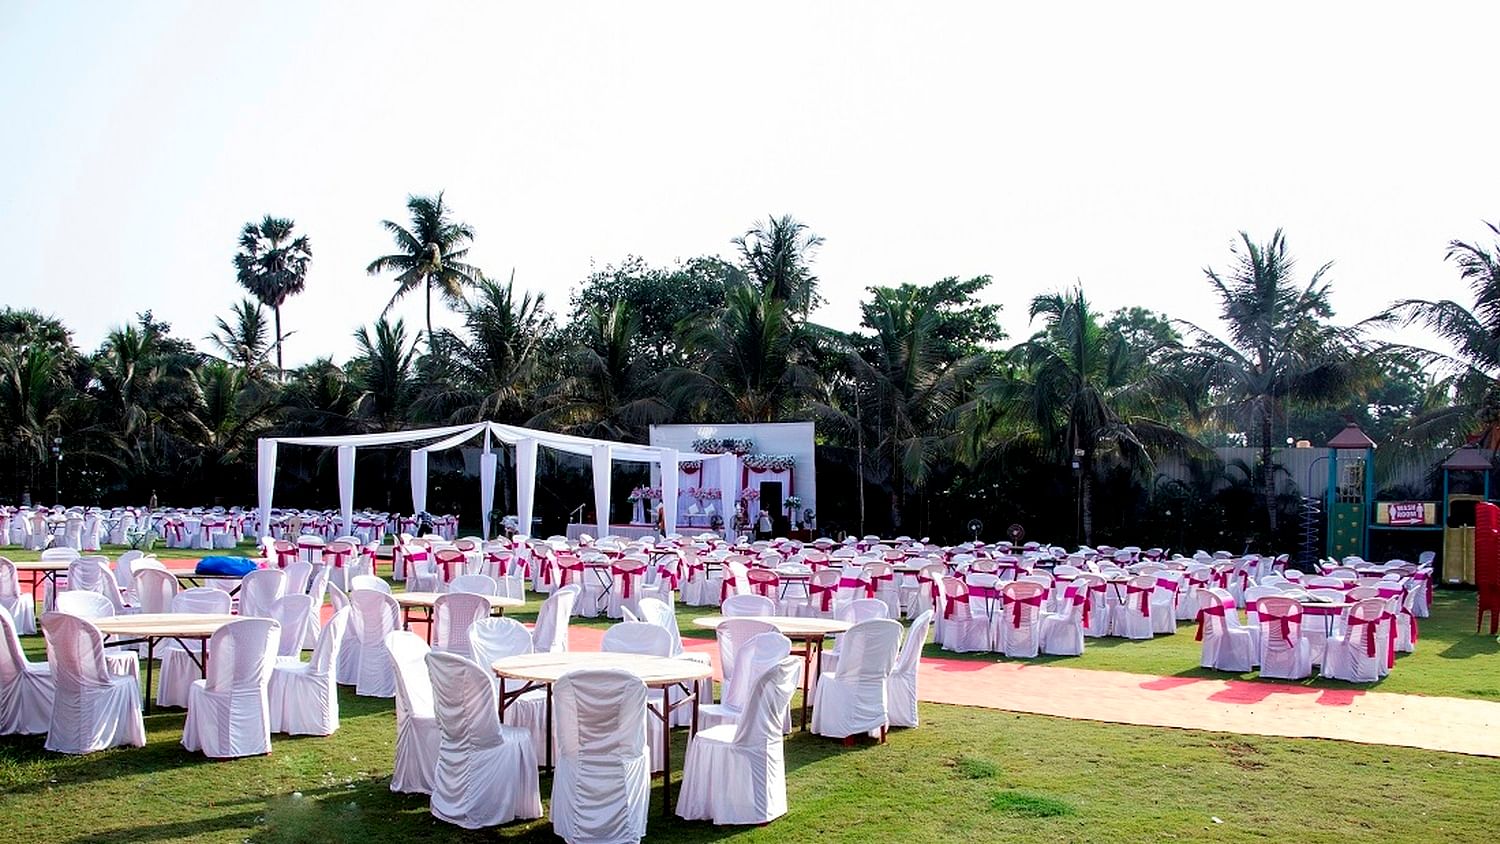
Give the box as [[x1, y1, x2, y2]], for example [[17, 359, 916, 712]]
[[2, 1, 1497, 365]]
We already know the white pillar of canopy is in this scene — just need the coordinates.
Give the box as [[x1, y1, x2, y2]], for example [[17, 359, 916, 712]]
[[337, 445, 356, 537], [410, 450, 429, 516], [660, 448, 680, 537], [480, 448, 497, 540], [256, 439, 278, 540], [515, 437, 538, 539], [592, 443, 612, 539], [718, 452, 739, 541]]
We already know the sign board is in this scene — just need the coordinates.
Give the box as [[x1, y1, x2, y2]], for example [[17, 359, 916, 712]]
[[1376, 501, 1437, 526]]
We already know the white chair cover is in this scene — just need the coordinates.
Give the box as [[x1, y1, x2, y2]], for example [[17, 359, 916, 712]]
[[269, 607, 349, 736], [327, 584, 361, 685], [350, 590, 400, 697], [449, 574, 498, 595], [156, 587, 232, 708], [677, 656, 800, 825], [0, 558, 37, 634], [468, 617, 548, 762], [886, 610, 933, 728], [0, 605, 54, 735], [41, 612, 145, 754], [551, 668, 651, 844], [425, 652, 543, 828], [269, 594, 312, 658], [699, 630, 791, 731], [350, 574, 391, 594], [600, 622, 674, 773], [810, 618, 901, 739], [531, 585, 579, 653], [237, 569, 287, 620], [722, 594, 775, 618], [1255, 596, 1314, 680], [385, 631, 439, 794], [637, 596, 712, 727], [181, 617, 280, 758], [133, 568, 179, 614], [1197, 588, 1254, 673], [431, 592, 491, 660]]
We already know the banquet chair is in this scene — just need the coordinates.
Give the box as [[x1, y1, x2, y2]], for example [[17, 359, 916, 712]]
[[321, 540, 357, 591], [41, 612, 146, 754], [677, 656, 800, 826], [113, 549, 145, 596], [300, 567, 330, 650], [282, 561, 313, 596], [810, 618, 901, 741], [350, 589, 401, 697], [156, 587, 232, 707], [0, 558, 37, 635], [450, 574, 498, 596], [1038, 583, 1087, 656], [600, 621, 674, 773], [237, 569, 287, 620], [269, 594, 313, 658], [1149, 570, 1184, 634], [886, 610, 934, 728], [269, 607, 349, 736], [823, 598, 890, 673], [468, 617, 548, 761], [1255, 596, 1313, 680], [607, 558, 654, 620], [385, 631, 438, 794], [744, 568, 783, 613], [698, 630, 792, 731], [431, 592, 491, 660], [133, 568, 179, 614], [327, 584, 362, 686], [860, 562, 901, 619], [1109, 576, 1156, 640], [1322, 598, 1388, 683], [996, 581, 1048, 659], [787, 569, 842, 618], [0, 605, 53, 735], [714, 618, 777, 705], [181, 617, 279, 758], [350, 574, 391, 594], [722, 593, 775, 618], [550, 668, 652, 844], [531, 585, 579, 653], [935, 576, 992, 653], [53, 591, 140, 682], [636, 596, 712, 726], [905, 562, 947, 621], [424, 651, 543, 829], [1196, 588, 1254, 673]]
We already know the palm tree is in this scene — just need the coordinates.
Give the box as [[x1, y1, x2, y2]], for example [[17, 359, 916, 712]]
[[366, 192, 481, 347], [351, 318, 418, 431], [1374, 220, 1500, 447], [843, 285, 988, 531], [530, 300, 671, 439], [733, 214, 824, 314], [418, 274, 551, 424], [207, 299, 272, 378], [233, 215, 311, 373], [663, 283, 818, 422], [977, 288, 1193, 544], [1177, 230, 1364, 536]]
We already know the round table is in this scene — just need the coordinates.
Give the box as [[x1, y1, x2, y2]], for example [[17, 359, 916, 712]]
[[393, 592, 524, 641], [691, 614, 851, 732], [491, 652, 712, 817], [90, 613, 240, 714], [1296, 597, 1355, 637]]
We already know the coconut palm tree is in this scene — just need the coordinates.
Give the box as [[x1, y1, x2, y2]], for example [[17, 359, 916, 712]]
[[530, 300, 671, 440], [977, 288, 1194, 544], [1374, 220, 1500, 447], [663, 283, 819, 422], [733, 214, 824, 314], [1176, 230, 1364, 536], [233, 215, 311, 373], [366, 192, 481, 347], [350, 318, 419, 431], [417, 273, 551, 425], [207, 299, 272, 378]]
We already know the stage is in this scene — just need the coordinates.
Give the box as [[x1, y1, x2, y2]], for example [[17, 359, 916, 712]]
[[564, 522, 718, 542]]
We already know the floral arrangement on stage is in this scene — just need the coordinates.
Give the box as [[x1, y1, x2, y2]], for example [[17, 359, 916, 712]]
[[742, 453, 796, 471], [691, 437, 725, 454], [680, 459, 702, 472], [723, 437, 754, 454], [689, 487, 722, 501], [740, 489, 760, 502], [784, 495, 803, 511], [628, 486, 663, 502], [691, 436, 755, 455]]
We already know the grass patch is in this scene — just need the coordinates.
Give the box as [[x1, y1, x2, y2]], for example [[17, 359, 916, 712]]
[[991, 790, 1075, 818], [953, 756, 999, 779]]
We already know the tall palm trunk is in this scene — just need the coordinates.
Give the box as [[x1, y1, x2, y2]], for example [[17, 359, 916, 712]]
[[425, 275, 435, 349], [273, 304, 284, 373]]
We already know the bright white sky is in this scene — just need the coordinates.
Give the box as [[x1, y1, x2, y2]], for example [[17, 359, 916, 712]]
[[2, 2, 1497, 366]]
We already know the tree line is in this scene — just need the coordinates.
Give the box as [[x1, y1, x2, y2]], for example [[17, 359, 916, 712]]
[[5, 193, 1498, 549]]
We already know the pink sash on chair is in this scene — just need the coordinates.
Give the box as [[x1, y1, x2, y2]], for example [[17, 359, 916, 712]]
[[1125, 582, 1152, 616], [1005, 591, 1045, 627], [1194, 597, 1235, 641], [865, 571, 894, 598], [1346, 614, 1381, 659], [809, 580, 837, 613], [612, 563, 645, 599]]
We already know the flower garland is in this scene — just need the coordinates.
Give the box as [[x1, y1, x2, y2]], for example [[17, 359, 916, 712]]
[[785, 495, 803, 510], [723, 437, 755, 455], [628, 486, 663, 501], [740, 489, 760, 502], [742, 453, 796, 471], [689, 487, 723, 501], [691, 437, 726, 454]]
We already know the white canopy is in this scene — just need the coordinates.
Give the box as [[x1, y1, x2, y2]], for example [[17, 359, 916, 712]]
[[256, 422, 731, 541]]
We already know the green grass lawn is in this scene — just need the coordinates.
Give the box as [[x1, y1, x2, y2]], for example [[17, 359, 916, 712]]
[[5, 544, 1500, 841]]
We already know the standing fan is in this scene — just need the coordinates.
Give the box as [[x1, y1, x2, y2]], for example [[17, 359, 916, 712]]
[[1007, 523, 1025, 544], [966, 519, 983, 542]]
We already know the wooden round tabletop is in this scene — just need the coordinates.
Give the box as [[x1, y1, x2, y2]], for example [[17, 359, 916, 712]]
[[91, 613, 240, 638], [491, 651, 712, 686], [394, 592, 524, 610], [691, 615, 852, 636], [12, 561, 72, 571]]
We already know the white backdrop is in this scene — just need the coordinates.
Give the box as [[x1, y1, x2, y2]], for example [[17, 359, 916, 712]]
[[649, 422, 816, 531]]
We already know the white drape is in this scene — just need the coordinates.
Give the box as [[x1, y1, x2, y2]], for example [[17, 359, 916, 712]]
[[256, 440, 278, 539], [480, 451, 497, 539], [337, 445, 356, 537], [718, 453, 740, 541], [661, 449, 679, 536], [591, 444, 612, 539], [515, 438, 537, 538], [410, 451, 428, 515]]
